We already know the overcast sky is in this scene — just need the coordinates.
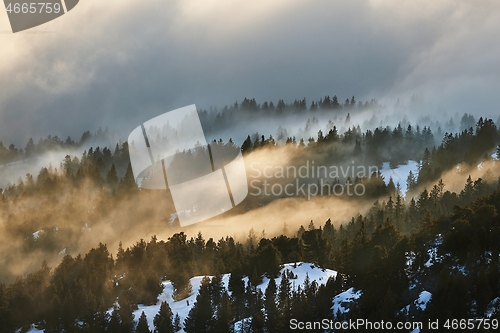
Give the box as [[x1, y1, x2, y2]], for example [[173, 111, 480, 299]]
[[0, 0, 499, 145]]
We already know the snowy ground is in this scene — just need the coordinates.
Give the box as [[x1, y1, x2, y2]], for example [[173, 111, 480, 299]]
[[380, 160, 419, 195], [381, 151, 498, 196], [331, 287, 362, 318], [414, 291, 432, 311], [130, 262, 337, 332], [73, 262, 337, 333]]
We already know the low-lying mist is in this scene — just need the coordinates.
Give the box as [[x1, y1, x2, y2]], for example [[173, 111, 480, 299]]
[[1, 103, 499, 284]]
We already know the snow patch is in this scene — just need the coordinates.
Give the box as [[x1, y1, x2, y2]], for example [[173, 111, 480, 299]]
[[424, 235, 444, 268], [415, 291, 432, 311], [331, 287, 362, 318], [111, 262, 336, 332], [486, 297, 500, 318], [33, 230, 43, 239], [26, 324, 44, 333], [380, 160, 419, 195], [234, 317, 252, 332]]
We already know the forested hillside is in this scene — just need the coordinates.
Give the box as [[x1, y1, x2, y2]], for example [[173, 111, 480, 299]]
[[0, 97, 500, 332]]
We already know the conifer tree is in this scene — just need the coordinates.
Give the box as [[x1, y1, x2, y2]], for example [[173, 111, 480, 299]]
[[173, 314, 181, 332], [108, 305, 121, 333], [184, 277, 214, 333], [213, 291, 233, 333], [265, 277, 278, 332], [228, 273, 245, 321], [106, 163, 119, 187], [154, 301, 174, 333], [241, 135, 253, 154], [87, 310, 110, 333], [250, 288, 265, 332], [136, 311, 152, 333], [120, 162, 137, 192], [119, 299, 136, 333], [277, 270, 292, 330], [209, 275, 224, 308]]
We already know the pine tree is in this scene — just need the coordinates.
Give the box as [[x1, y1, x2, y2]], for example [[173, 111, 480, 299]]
[[113, 143, 121, 158], [209, 275, 224, 308], [173, 314, 181, 332], [278, 270, 292, 330], [86, 310, 110, 333], [264, 277, 279, 333], [184, 277, 214, 333], [394, 194, 405, 228], [136, 311, 152, 333], [119, 299, 135, 333], [255, 244, 281, 279], [171, 270, 192, 301], [406, 170, 416, 194], [25, 138, 36, 158], [250, 288, 265, 332], [322, 219, 336, 244], [300, 274, 316, 320], [228, 273, 245, 321], [241, 135, 253, 154], [154, 301, 174, 333], [460, 175, 474, 203], [120, 162, 137, 192], [213, 291, 233, 333], [108, 305, 122, 333], [106, 163, 119, 187]]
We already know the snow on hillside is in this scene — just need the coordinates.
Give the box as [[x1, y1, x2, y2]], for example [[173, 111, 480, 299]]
[[414, 291, 432, 311], [380, 160, 419, 195], [113, 262, 336, 333], [398, 290, 432, 333], [26, 325, 43, 333], [486, 297, 500, 318], [26, 262, 338, 332], [331, 287, 362, 318], [424, 234, 444, 268]]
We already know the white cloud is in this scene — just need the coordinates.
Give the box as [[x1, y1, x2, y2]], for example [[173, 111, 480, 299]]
[[0, 0, 499, 143]]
